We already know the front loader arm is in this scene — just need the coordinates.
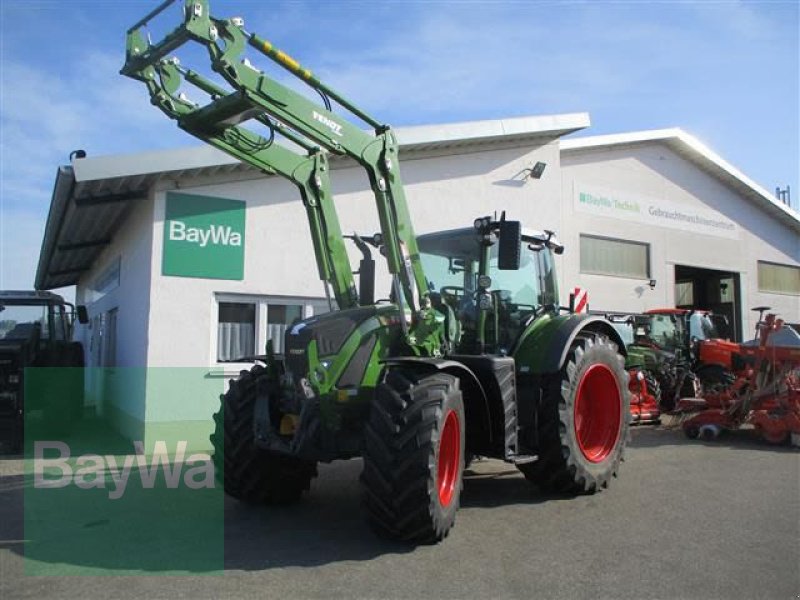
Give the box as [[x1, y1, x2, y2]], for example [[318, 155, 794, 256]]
[[123, 33, 358, 309], [121, 0, 429, 320]]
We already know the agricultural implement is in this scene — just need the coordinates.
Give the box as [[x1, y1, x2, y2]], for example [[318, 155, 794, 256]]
[[606, 314, 666, 424], [627, 369, 661, 425], [675, 311, 800, 445], [122, 0, 630, 542]]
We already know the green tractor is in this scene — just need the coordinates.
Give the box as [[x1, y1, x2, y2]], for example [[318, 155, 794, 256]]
[[123, 0, 630, 542], [608, 312, 702, 412]]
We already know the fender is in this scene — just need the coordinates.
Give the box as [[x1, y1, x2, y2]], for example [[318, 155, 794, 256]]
[[513, 313, 627, 375], [381, 357, 494, 445]]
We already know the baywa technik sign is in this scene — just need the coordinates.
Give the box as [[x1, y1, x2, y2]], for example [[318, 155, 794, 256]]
[[163, 192, 246, 280], [574, 184, 738, 239]]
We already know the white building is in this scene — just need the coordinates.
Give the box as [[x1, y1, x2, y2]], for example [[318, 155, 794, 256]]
[[35, 114, 800, 446]]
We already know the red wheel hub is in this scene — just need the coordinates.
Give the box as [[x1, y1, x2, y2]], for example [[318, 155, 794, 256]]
[[437, 410, 461, 507], [574, 364, 622, 463]]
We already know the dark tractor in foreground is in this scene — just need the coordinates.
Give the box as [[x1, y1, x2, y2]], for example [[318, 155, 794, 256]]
[[0, 291, 87, 453], [124, 0, 630, 543]]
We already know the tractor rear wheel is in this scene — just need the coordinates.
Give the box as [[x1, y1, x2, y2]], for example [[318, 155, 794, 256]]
[[210, 365, 316, 505], [518, 333, 629, 494], [361, 369, 465, 543]]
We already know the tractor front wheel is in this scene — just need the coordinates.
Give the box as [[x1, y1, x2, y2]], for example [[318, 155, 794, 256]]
[[361, 369, 465, 543], [518, 333, 629, 493], [210, 365, 317, 505]]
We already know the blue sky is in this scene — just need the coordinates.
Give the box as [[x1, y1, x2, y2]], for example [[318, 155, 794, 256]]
[[1, 0, 798, 293]]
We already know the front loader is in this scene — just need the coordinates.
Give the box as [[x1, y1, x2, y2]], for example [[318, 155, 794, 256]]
[[123, 0, 630, 542]]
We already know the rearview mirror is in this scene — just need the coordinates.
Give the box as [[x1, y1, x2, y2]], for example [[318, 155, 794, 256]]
[[497, 220, 521, 270], [77, 305, 89, 324]]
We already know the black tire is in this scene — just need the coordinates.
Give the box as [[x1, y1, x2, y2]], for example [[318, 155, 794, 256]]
[[210, 365, 317, 505], [361, 369, 465, 543], [518, 333, 629, 494], [642, 371, 662, 406]]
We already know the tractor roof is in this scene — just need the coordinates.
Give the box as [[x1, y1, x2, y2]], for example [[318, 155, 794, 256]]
[[0, 290, 66, 304], [418, 227, 553, 258]]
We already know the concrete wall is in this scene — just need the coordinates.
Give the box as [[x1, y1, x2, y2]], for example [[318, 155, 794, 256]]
[[561, 143, 799, 335]]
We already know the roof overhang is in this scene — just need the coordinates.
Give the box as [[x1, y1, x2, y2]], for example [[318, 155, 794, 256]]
[[561, 128, 800, 235], [35, 113, 589, 290]]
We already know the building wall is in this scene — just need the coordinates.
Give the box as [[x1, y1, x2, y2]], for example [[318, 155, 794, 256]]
[[74, 193, 156, 440], [561, 143, 799, 335], [68, 137, 799, 449]]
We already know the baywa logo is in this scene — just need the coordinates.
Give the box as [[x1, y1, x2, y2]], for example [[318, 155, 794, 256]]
[[33, 441, 215, 500], [168, 220, 242, 248]]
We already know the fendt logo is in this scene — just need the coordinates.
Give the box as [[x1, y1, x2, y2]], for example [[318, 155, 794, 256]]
[[312, 110, 343, 137], [168, 220, 242, 248]]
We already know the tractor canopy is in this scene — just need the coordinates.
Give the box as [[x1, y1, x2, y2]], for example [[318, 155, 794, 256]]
[[417, 227, 560, 354]]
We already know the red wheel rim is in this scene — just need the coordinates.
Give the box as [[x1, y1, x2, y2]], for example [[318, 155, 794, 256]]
[[437, 410, 461, 507], [574, 364, 622, 463]]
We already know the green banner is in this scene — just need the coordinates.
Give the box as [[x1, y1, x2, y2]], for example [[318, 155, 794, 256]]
[[162, 192, 245, 280]]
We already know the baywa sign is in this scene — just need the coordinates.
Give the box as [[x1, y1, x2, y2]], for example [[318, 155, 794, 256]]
[[33, 441, 214, 500], [162, 192, 246, 280], [574, 184, 738, 240]]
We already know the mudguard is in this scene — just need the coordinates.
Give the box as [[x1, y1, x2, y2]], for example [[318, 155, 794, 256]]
[[513, 313, 627, 375], [381, 357, 494, 445]]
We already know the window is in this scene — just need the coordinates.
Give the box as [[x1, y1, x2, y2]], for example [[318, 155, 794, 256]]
[[0, 304, 48, 341], [217, 302, 256, 362], [675, 281, 694, 306], [757, 261, 800, 295], [266, 304, 303, 354], [215, 295, 328, 364], [580, 235, 650, 279], [51, 305, 67, 341], [88, 258, 121, 303]]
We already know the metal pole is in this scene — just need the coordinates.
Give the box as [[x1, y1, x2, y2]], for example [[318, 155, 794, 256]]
[[127, 0, 179, 33]]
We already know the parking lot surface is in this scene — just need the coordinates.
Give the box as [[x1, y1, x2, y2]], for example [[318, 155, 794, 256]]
[[1, 426, 798, 600]]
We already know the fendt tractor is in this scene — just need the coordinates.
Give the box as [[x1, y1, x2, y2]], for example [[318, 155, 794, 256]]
[[123, 0, 630, 542], [0, 291, 87, 453]]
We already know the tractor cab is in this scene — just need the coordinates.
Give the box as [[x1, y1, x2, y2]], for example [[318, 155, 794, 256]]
[[417, 225, 562, 355]]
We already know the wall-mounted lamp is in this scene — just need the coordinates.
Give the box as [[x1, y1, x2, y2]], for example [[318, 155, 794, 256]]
[[527, 161, 547, 180], [69, 149, 86, 161], [648, 279, 657, 290]]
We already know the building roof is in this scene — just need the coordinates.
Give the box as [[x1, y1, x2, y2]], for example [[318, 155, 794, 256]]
[[35, 113, 590, 290], [561, 128, 800, 235]]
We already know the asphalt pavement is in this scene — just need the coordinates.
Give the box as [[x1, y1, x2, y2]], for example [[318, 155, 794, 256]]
[[1, 425, 798, 600]]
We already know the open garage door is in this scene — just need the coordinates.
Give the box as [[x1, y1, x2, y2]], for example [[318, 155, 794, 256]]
[[675, 265, 742, 341]]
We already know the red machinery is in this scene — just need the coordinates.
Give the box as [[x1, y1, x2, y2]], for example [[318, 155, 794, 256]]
[[628, 369, 661, 425], [675, 312, 800, 445]]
